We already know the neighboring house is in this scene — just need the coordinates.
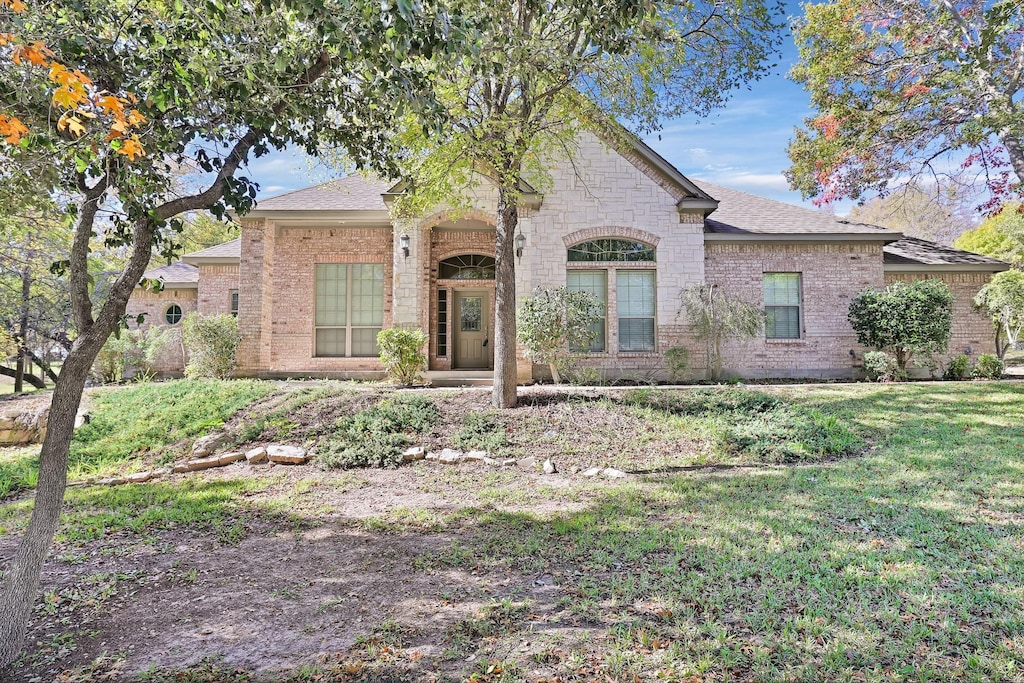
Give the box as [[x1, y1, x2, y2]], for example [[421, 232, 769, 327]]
[[129, 131, 1008, 380]]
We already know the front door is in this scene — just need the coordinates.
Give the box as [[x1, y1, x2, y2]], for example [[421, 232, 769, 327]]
[[454, 291, 491, 369]]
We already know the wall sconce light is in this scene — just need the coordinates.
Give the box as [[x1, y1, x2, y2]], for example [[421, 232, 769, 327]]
[[964, 346, 973, 356], [399, 233, 410, 258], [515, 231, 526, 260]]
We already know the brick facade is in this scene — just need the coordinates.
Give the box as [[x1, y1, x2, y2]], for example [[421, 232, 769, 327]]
[[124, 288, 195, 373], [129, 130, 1004, 381]]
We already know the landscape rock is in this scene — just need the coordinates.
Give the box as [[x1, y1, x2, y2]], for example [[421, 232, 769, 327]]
[[517, 456, 537, 471], [171, 464, 191, 474], [266, 444, 308, 464], [245, 447, 268, 464], [97, 477, 126, 486], [425, 452, 438, 461], [402, 446, 426, 462], [187, 456, 222, 471], [502, 459, 517, 467], [542, 458, 557, 474], [152, 468, 172, 478], [483, 457, 500, 466], [127, 471, 153, 484], [191, 433, 229, 458], [464, 450, 487, 462], [438, 448, 463, 465], [602, 467, 627, 479], [582, 466, 602, 477], [218, 451, 246, 466]]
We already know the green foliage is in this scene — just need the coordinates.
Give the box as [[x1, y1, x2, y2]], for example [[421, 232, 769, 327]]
[[955, 203, 1024, 265], [973, 354, 1005, 380], [847, 183, 974, 245], [318, 395, 438, 469], [377, 328, 428, 386], [943, 354, 971, 381], [848, 279, 953, 371], [786, 0, 1024, 206], [517, 287, 604, 384], [0, 328, 16, 361], [622, 388, 860, 463], [678, 284, 763, 380], [181, 313, 240, 379], [92, 327, 173, 383], [974, 268, 1024, 357], [663, 346, 690, 383], [451, 412, 508, 452], [862, 351, 901, 383]]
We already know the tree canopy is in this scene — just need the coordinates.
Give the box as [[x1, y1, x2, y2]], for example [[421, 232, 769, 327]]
[[847, 182, 976, 245], [974, 269, 1024, 358], [954, 202, 1024, 266], [786, 0, 1024, 210], [393, 0, 784, 407]]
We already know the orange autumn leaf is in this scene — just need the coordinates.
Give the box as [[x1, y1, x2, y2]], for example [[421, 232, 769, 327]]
[[96, 93, 125, 115], [0, 33, 14, 46], [12, 41, 52, 66], [126, 109, 146, 126], [57, 112, 86, 137], [117, 135, 144, 161], [0, 114, 29, 144], [0, 0, 27, 12]]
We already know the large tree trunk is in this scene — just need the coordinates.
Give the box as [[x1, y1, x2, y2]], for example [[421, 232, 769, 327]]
[[492, 184, 519, 409], [14, 266, 30, 394]]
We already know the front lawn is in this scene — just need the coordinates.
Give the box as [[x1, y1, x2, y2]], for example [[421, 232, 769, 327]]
[[1, 381, 1022, 681]]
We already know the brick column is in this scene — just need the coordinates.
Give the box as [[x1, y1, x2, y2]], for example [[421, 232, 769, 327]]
[[235, 220, 266, 375]]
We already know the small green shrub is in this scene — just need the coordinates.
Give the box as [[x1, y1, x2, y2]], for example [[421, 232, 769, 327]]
[[862, 351, 901, 382], [318, 394, 438, 469], [93, 327, 173, 383], [664, 346, 690, 383], [181, 313, 240, 379], [943, 354, 971, 381], [451, 412, 508, 452], [377, 328, 427, 386], [973, 353, 1004, 379]]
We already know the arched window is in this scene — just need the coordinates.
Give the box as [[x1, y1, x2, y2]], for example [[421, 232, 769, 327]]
[[566, 238, 656, 353], [439, 254, 496, 280], [164, 304, 183, 325], [567, 239, 655, 263]]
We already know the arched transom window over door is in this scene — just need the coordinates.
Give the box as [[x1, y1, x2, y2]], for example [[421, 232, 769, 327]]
[[438, 254, 496, 280], [565, 238, 656, 353]]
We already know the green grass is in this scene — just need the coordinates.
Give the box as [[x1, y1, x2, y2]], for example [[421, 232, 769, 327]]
[[0, 379, 271, 499], [417, 383, 1024, 680], [451, 411, 509, 453], [317, 393, 439, 469]]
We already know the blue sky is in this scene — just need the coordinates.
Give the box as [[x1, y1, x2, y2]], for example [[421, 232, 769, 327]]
[[244, 3, 844, 212]]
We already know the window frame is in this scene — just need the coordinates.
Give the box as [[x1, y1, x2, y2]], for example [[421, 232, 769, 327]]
[[763, 272, 803, 340], [164, 303, 183, 325], [615, 269, 657, 352], [314, 263, 384, 358], [565, 238, 657, 355], [229, 289, 239, 317]]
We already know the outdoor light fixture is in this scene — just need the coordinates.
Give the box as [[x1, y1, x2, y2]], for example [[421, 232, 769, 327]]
[[515, 231, 526, 260], [399, 233, 410, 258]]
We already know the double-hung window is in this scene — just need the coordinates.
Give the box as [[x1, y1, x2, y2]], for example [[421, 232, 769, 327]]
[[764, 272, 802, 339], [315, 264, 384, 357], [617, 270, 656, 351], [566, 270, 607, 352]]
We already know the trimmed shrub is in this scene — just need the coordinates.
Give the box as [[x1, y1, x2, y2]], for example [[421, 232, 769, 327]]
[[517, 286, 604, 384], [973, 354, 1004, 379], [943, 354, 970, 381], [377, 328, 428, 386], [862, 351, 901, 382], [181, 313, 240, 379], [318, 394, 438, 469]]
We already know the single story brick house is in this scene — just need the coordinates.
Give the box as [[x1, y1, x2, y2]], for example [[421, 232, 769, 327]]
[[129, 131, 1008, 381]]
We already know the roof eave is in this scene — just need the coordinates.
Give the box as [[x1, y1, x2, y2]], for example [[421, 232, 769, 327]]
[[240, 209, 393, 226], [884, 262, 1010, 273], [138, 281, 199, 289], [704, 232, 903, 244], [181, 256, 240, 266]]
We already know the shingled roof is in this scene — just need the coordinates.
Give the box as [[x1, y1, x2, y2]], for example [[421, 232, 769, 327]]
[[181, 238, 241, 263], [142, 261, 199, 287], [883, 237, 1009, 271], [252, 176, 391, 212], [696, 181, 897, 237]]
